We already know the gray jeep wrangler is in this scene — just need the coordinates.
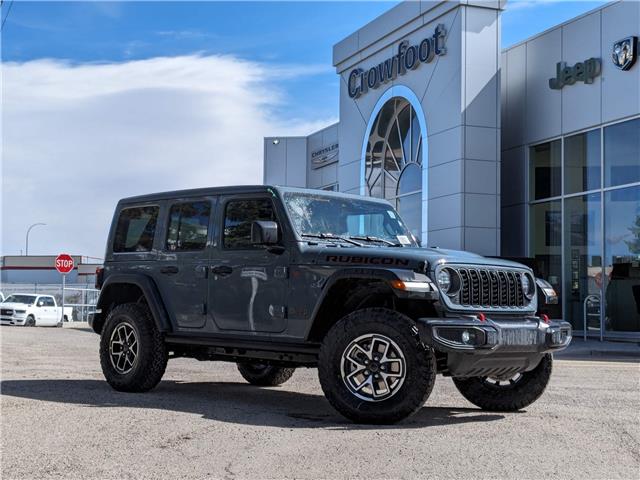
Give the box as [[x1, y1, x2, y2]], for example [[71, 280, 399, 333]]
[[91, 185, 571, 424]]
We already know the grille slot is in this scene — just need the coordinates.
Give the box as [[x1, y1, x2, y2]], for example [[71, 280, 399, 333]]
[[1, 309, 14, 316], [451, 267, 528, 309]]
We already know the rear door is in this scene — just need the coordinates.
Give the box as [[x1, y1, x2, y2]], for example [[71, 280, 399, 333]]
[[153, 198, 215, 329]]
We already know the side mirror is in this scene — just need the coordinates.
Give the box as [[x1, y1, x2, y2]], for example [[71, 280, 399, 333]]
[[251, 220, 279, 245]]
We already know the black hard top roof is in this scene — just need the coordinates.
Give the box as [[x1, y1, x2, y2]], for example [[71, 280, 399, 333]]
[[118, 185, 390, 205]]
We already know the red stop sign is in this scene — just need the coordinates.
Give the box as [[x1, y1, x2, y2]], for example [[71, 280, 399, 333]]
[[55, 254, 74, 274]]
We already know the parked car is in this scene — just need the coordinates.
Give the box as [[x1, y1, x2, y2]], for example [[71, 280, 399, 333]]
[[1, 294, 72, 326], [91, 185, 572, 424]]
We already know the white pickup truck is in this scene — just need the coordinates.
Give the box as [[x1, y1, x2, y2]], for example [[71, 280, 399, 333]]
[[0, 294, 72, 327]]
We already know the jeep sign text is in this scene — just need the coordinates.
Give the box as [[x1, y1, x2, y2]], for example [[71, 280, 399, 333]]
[[549, 57, 601, 89], [348, 24, 446, 99]]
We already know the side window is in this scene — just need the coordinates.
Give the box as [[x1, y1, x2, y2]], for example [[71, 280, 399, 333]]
[[166, 201, 211, 251], [223, 198, 276, 249], [113, 206, 159, 253], [43, 297, 55, 307]]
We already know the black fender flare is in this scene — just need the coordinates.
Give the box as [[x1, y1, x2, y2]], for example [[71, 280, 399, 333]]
[[304, 267, 431, 340], [97, 274, 172, 333]]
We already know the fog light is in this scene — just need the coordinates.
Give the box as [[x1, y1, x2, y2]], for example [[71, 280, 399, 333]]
[[461, 330, 471, 344]]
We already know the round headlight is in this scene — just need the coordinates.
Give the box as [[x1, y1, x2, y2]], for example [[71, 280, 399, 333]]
[[437, 269, 451, 293], [521, 273, 534, 299]]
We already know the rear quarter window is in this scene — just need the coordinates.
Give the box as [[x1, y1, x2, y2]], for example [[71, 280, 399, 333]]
[[113, 206, 159, 253]]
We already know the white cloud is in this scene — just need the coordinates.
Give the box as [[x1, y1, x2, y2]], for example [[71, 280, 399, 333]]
[[1, 55, 335, 258]]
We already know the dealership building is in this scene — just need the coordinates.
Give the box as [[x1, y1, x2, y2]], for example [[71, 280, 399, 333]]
[[264, 0, 640, 340]]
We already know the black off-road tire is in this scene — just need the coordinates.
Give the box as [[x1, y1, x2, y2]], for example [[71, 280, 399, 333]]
[[318, 308, 436, 424], [452, 354, 553, 411], [237, 363, 295, 386], [99, 303, 168, 393]]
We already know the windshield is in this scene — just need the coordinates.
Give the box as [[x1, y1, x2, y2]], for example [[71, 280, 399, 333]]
[[283, 192, 417, 247], [3, 295, 37, 305]]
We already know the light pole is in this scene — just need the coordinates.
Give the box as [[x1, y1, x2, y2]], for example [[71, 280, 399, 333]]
[[25, 223, 46, 256]]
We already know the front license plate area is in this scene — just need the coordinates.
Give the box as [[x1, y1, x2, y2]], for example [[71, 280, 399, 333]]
[[500, 328, 538, 346]]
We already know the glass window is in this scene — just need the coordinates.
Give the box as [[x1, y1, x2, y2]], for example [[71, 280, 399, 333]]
[[564, 129, 601, 194], [604, 185, 640, 333], [564, 193, 602, 332], [396, 193, 422, 240], [283, 192, 415, 246], [529, 200, 563, 318], [166, 201, 210, 252], [530, 140, 561, 200], [113, 206, 159, 253], [224, 198, 276, 249], [604, 118, 640, 187], [41, 297, 55, 307]]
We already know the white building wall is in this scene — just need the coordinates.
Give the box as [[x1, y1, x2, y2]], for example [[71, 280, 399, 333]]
[[333, 0, 503, 255]]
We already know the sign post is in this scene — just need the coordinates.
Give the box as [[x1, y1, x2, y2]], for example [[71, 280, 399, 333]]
[[55, 254, 74, 323]]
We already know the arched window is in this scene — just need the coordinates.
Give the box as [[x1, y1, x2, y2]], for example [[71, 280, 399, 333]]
[[365, 97, 423, 237]]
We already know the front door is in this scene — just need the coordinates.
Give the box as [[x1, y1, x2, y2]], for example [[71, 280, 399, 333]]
[[208, 195, 289, 333], [154, 198, 214, 329]]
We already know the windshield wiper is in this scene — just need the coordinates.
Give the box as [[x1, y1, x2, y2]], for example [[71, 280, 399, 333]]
[[349, 235, 402, 247], [301, 233, 365, 247]]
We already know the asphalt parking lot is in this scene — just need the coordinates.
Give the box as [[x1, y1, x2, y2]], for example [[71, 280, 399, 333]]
[[1, 326, 639, 479]]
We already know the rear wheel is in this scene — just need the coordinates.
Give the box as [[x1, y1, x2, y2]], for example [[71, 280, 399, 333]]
[[99, 303, 167, 392], [452, 354, 553, 411], [237, 362, 295, 386], [318, 308, 436, 424]]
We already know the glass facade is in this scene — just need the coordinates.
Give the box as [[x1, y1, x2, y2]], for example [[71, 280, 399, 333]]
[[365, 97, 423, 238], [529, 117, 640, 338]]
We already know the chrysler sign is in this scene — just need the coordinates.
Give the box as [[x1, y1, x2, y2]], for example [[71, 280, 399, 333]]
[[311, 143, 339, 169], [348, 24, 447, 99]]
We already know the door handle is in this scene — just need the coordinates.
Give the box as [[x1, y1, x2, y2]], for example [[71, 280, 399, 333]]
[[160, 266, 179, 275], [211, 265, 233, 276]]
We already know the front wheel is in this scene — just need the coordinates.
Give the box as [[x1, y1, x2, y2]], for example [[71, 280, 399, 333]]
[[452, 354, 553, 411], [318, 308, 436, 424], [26, 315, 36, 327], [237, 363, 295, 386]]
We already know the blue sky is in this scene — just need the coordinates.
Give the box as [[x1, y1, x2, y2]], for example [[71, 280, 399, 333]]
[[1, 1, 610, 257], [2, 1, 607, 124]]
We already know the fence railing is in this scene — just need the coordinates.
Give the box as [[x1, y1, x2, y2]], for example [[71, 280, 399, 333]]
[[0, 283, 99, 322]]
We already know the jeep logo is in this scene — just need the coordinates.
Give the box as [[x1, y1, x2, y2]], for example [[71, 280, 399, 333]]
[[549, 58, 601, 89], [325, 255, 410, 266]]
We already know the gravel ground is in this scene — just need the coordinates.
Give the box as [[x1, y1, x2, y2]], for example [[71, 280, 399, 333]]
[[1, 326, 639, 480]]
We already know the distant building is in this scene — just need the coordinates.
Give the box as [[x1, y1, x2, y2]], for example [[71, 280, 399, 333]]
[[0, 255, 102, 286]]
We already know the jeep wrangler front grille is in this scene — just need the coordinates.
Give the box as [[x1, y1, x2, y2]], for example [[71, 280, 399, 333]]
[[442, 266, 531, 311]]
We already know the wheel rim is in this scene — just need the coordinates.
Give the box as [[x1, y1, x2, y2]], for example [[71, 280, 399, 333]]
[[340, 333, 406, 402], [109, 322, 138, 375], [483, 372, 523, 389]]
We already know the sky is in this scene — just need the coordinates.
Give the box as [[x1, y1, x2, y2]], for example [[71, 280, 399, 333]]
[[1, 0, 609, 259]]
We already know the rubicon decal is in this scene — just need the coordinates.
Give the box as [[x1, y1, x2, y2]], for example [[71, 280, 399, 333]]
[[325, 255, 410, 266]]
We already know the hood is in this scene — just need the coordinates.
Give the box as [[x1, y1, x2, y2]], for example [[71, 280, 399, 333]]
[[307, 244, 530, 272], [1, 302, 33, 309]]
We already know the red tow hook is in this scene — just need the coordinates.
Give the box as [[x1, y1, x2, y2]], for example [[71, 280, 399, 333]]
[[540, 313, 550, 324], [476, 313, 486, 322]]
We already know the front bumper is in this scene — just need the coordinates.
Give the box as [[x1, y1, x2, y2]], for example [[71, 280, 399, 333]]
[[0, 316, 26, 326], [416, 315, 572, 377]]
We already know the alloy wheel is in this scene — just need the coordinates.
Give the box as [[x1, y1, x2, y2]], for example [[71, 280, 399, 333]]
[[109, 322, 139, 374], [340, 333, 406, 402]]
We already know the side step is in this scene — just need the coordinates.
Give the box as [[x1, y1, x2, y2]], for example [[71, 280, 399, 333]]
[[165, 334, 320, 366]]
